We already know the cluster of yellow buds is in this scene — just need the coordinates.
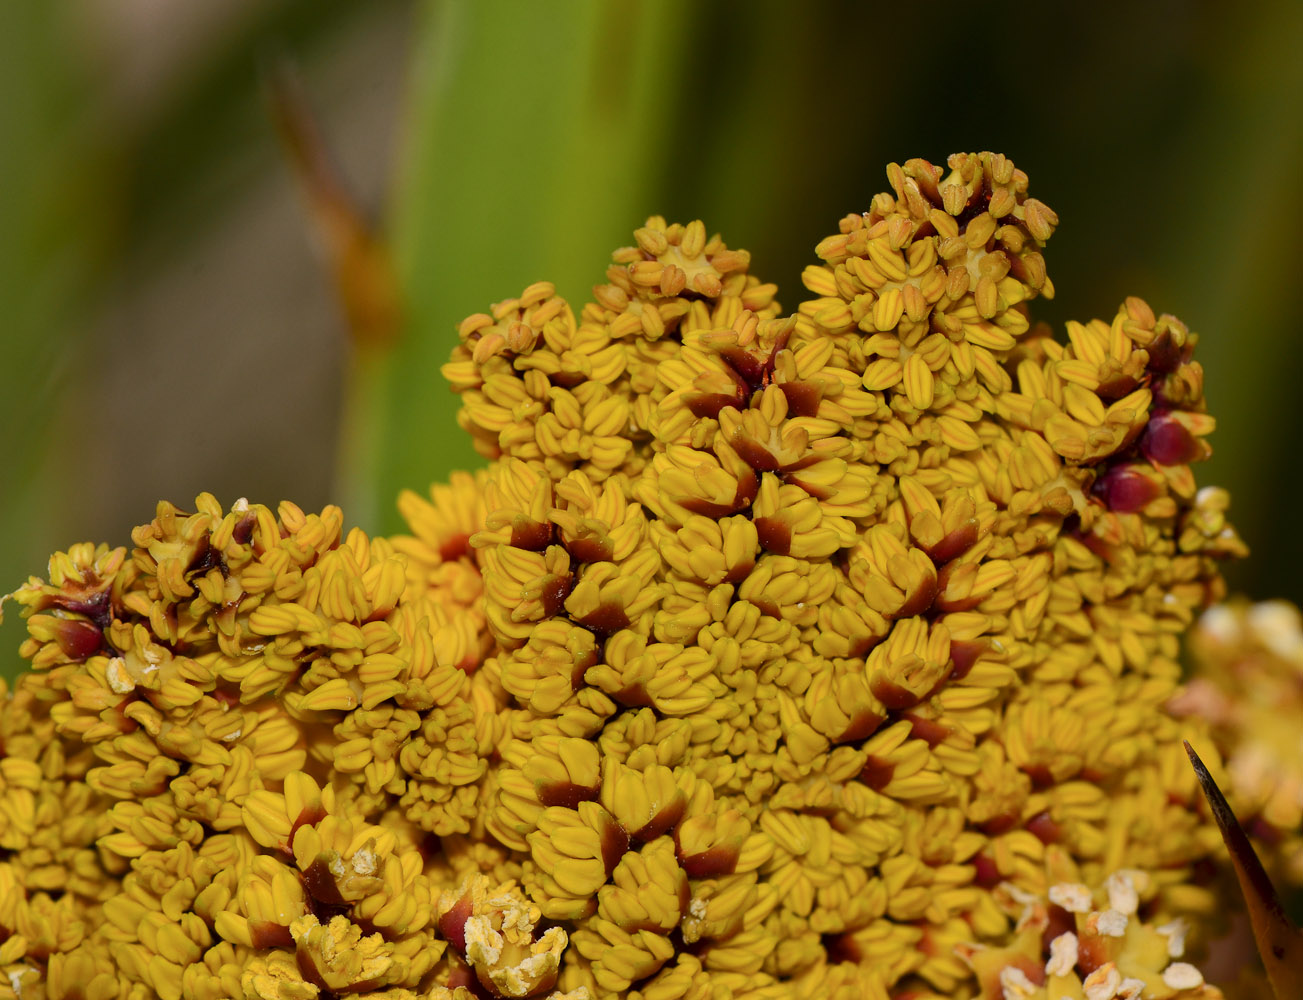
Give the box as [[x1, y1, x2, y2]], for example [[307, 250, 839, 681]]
[[1, 152, 1252, 999]]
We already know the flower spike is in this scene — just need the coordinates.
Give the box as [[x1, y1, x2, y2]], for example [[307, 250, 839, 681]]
[[0, 152, 1256, 998]]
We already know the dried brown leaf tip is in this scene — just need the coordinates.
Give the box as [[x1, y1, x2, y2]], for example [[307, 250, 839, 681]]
[[1184, 740, 1303, 999], [0, 152, 1257, 998]]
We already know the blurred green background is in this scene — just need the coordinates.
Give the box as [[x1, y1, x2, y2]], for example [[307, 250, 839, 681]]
[[3, 0, 1300, 677]]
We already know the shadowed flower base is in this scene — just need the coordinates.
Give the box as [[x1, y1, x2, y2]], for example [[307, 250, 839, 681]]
[[0, 152, 1258, 999], [958, 851, 1224, 999]]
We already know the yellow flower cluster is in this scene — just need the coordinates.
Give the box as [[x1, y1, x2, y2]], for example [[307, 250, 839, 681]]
[[1171, 599, 1303, 883], [1, 152, 1244, 999]]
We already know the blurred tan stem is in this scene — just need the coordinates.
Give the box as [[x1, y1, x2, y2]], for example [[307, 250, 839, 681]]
[[265, 60, 402, 528]]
